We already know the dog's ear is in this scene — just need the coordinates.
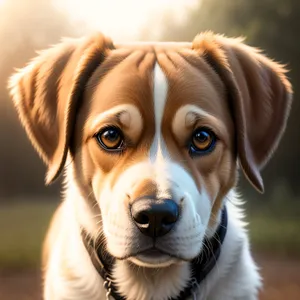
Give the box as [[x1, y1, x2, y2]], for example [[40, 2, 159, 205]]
[[192, 31, 293, 193], [8, 33, 114, 185]]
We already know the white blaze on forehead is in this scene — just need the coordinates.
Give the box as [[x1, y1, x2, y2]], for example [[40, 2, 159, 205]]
[[150, 63, 168, 161], [149, 63, 171, 198]]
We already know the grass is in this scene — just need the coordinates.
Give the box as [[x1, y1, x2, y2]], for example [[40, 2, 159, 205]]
[[248, 212, 300, 257], [0, 200, 299, 268], [0, 201, 58, 269]]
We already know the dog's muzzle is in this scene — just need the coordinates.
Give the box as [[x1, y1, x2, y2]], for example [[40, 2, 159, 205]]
[[130, 198, 179, 238]]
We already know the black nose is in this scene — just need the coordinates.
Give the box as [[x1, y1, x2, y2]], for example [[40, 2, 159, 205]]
[[130, 199, 179, 238]]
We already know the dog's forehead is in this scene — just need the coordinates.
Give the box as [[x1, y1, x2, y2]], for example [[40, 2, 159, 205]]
[[83, 44, 229, 124]]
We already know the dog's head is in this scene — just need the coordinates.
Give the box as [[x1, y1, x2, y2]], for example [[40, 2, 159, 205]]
[[9, 32, 292, 267]]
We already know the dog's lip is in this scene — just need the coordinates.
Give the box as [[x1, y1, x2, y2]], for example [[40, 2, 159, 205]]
[[131, 247, 175, 267], [115, 246, 192, 262], [138, 248, 166, 257]]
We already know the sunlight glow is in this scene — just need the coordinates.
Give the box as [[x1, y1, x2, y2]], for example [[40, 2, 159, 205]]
[[53, 0, 198, 41]]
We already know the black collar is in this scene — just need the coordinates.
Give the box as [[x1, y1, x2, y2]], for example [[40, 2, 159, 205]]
[[81, 207, 228, 300]]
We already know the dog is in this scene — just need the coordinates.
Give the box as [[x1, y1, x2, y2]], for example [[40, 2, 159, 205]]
[[9, 31, 292, 300]]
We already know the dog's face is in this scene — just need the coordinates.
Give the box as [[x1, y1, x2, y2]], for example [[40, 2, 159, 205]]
[[9, 33, 292, 268], [73, 48, 236, 266]]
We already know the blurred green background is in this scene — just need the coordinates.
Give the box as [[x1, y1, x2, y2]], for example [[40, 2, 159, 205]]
[[0, 0, 299, 299]]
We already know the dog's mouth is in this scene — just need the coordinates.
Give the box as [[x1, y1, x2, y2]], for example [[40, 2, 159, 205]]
[[129, 247, 180, 268], [140, 248, 165, 256]]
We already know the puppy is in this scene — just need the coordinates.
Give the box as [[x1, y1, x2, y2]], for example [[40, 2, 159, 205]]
[[9, 31, 292, 300]]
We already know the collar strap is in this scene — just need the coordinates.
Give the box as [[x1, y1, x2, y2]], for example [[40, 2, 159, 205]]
[[81, 207, 228, 300]]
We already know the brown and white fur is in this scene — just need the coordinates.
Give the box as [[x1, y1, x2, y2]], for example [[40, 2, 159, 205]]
[[9, 31, 292, 300]]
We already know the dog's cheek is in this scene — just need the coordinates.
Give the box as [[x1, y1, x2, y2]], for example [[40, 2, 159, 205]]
[[193, 145, 235, 199], [87, 141, 122, 206], [91, 173, 113, 216], [209, 150, 237, 224], [186, 145, 237, 227], [88, 140, 119, 174], [70, 144, 96, 199], [91, 170, 105, 200]]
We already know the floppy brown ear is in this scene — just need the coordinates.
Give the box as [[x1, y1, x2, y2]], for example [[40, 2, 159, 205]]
[[8, 33, 114, 185], [192, 32, 293, 193]]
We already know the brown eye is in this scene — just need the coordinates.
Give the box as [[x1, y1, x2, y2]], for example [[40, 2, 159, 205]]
[[96, 127, 124, 151], [190, 127, 216, 155]]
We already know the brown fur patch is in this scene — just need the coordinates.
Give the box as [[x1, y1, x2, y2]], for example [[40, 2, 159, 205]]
[[130, 179, 158, 202]]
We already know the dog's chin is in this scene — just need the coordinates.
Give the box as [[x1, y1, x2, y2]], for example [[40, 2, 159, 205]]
[[128, 249, 180, 268]]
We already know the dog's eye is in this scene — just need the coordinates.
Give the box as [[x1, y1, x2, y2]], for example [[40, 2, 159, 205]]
[[96, 127, 124, 151], [190, 127, 217, 155]]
